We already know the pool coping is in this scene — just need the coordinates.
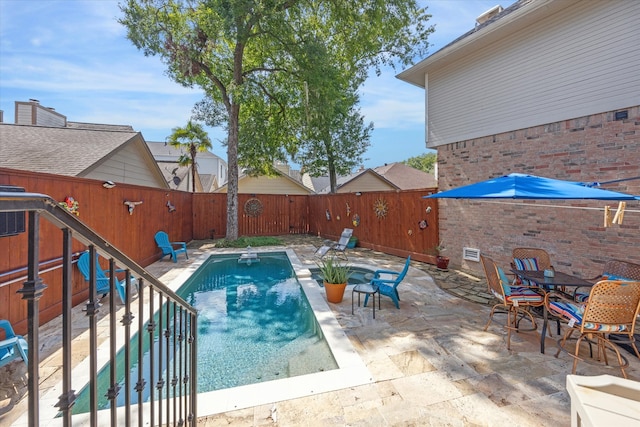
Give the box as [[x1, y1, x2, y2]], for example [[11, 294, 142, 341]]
[[26, 248, 373, 425]]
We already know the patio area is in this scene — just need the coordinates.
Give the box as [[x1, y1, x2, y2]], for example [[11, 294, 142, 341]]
[[2, 235, 639, 426]]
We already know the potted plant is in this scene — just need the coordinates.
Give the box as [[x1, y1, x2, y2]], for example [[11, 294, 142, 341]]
[[347, 236, 358, 249], [317, 256, 352, 303], [435, 241, 450, 271]]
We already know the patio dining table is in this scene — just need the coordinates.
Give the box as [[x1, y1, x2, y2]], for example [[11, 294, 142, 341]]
[[511, 269, 594, 354]]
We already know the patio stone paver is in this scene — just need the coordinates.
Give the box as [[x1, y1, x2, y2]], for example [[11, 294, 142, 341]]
[[1, 235, 638, 426]]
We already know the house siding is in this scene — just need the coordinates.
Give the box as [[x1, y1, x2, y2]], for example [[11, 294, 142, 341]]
[[427, 0, 640, 146], [437, 106, 640, 277], [83, 141, 168, 188], [338, 174, 396, 193], [217, 175, 311, 195]]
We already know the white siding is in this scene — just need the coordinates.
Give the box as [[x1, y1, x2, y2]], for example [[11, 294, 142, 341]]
[[428, 1, 640, 146], [217, 175, 310, 195], [338, 173, 395, 193], [84, 141, 167, 188]]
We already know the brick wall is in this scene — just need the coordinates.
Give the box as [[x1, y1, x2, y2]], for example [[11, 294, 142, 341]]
[[437, 106, 640, 278]]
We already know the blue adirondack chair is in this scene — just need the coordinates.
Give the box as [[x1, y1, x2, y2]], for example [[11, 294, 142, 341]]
[[154, 231, 188, 263], [365, 256, 411, 309], [0, 319, 28, 368], [77, 252, 136, 304]]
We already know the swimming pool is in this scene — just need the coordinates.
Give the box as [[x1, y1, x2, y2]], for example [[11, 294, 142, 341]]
[[46, 248, 372, 423], [71, 252, 337, 413]]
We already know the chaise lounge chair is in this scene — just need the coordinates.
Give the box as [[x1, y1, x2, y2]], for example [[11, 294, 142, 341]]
[[77, 251, 137, 304], [0, 319, 28, 368], [364, 256, 411, 309], [155, 231, 188, 263], [315, 228, 353, 260]]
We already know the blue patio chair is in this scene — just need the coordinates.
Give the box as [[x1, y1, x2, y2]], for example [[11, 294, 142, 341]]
[[364, 256, 411, 309], [0, 319, 28, 368], [77, 251, 136, 304], [154, 231, 188, 263]]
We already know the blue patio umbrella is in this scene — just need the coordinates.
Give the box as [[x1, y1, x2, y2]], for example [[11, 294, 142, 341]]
[[424, 173, 640, 200]]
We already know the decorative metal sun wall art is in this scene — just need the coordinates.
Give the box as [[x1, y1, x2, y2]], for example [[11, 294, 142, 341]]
[[244, 198, 264, 217], [373, 198, 388, 219]]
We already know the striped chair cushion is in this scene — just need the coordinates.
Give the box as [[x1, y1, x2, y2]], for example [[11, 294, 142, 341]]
[[513, 257, 540, 286], [574, 292, 590, 303], [548, 300, 629, 332], [514, 257, 539, 271], [505, 287, 544, 303]]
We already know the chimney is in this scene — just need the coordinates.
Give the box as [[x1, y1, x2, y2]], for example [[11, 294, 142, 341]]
[[15, 100, 67, 127]]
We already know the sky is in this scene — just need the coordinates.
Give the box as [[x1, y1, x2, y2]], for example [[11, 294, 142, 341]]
[[0, 0, 516, 169]]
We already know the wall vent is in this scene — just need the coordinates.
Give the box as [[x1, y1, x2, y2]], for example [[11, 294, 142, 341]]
[[463, 247, 481, 262]]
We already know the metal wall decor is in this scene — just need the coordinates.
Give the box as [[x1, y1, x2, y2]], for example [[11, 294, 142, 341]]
[[124, 200, 143, 215], [244, 198, 264, 217], [373, 198, 388, 219], [352, 213, 360, 227]]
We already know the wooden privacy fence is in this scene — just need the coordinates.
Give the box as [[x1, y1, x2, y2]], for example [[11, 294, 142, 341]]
[[0, 167, 438, 333], [308, 190, 440, 264]]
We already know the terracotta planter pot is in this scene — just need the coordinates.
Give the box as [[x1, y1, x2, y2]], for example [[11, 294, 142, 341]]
[[436, 256, 450, 271], [324, 281, 347, 303]]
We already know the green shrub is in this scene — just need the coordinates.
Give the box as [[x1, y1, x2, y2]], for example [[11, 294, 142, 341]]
[[214, 236, 284, 248]]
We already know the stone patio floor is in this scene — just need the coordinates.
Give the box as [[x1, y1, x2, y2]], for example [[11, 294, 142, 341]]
[[1, 235, 639, 426]]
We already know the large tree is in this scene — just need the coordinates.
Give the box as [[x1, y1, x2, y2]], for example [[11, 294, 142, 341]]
[[403, 152, 437, 174], [120, 0, 432, 239], [293, 36, 372, 193], [167, 120, 213, 192]]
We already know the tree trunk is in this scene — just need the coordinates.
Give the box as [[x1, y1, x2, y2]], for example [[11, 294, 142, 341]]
[[190, 144, 197, 193], [226, 102, 240, 240]]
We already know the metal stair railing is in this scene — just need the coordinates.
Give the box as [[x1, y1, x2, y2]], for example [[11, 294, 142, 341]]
[[0, 191, 197, 427]]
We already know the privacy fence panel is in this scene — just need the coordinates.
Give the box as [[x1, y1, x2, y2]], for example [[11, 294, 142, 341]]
[[308, 189, 439, 263]]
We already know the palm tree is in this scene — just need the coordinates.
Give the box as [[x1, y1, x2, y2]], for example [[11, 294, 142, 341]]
[[166, 121, 213, 192]]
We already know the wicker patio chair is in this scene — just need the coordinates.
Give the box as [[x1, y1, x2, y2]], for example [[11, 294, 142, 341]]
[[511, 247, 552, 271], [511, 247, 553, 287], [549, 279, 640, 378], [574, 259, 640, 302], [480, 255, 546, 350]]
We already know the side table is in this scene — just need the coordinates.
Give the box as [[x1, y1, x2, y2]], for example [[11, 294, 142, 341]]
[[352, 283, 380, 318]]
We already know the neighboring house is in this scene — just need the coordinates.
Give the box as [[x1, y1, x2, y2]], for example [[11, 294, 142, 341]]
[[373, 162, 437, 190], [312, 162, 435, 194], [215, 168, 314, 195], [147, 141, 227, 192], [397, 0, 640, 273], [0, 100, 168, 189], [314, 168, 398, 194], [157, 162, 204, 192]]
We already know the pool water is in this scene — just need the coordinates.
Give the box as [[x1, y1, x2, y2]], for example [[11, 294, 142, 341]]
[[72, 252, 337, 414]]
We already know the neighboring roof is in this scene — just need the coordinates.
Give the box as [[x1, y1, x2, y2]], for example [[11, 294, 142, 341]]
[[315, 168, 399, 194], [373, 162, 437, 189], [397, 0, 571, 87], [146, 141, 224, 161], [309, 176, 330, 193], [66, 122, 136, 132], [0, 123, 155, 177], [200, 174, 218, 192]]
